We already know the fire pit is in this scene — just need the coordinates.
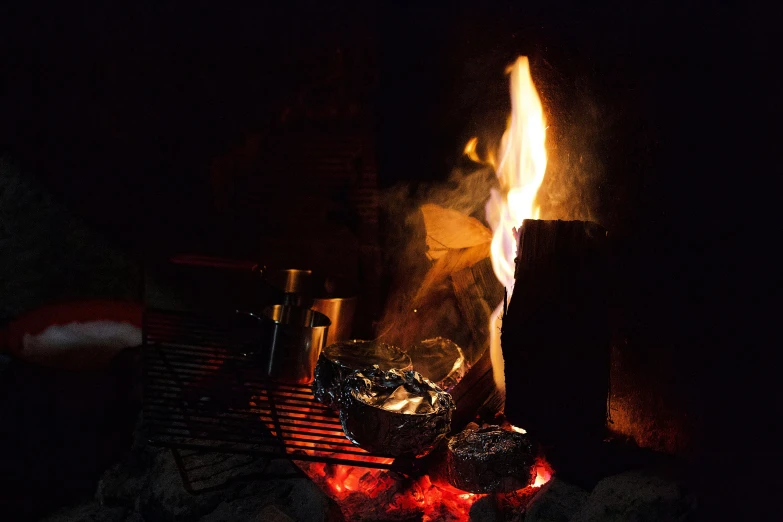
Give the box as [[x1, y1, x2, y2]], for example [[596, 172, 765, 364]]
[[138, 54, 569, 520], [140, 308, 554, 520]]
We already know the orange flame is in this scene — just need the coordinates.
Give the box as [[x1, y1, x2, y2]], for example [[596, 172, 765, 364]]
[[483, 56, 548, 394]]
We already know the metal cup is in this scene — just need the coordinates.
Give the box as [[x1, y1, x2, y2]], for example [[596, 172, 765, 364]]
[[261, 269, 357, 346], [258, 305, 331, 384]]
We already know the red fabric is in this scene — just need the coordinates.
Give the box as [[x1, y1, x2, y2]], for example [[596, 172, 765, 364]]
[[0, 300, 143, 357]]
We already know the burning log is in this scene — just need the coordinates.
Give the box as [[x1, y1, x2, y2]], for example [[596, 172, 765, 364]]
[[501, 219, 610, 452], [444, 425, 536, 493], [450, 257, 504, 362], [448, 347, 500, 430]]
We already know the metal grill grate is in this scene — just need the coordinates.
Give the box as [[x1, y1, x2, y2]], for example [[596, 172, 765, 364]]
[[142, 309, 409, 471]]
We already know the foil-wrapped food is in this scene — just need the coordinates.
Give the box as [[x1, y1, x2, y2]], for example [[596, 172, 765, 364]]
[[340, 367, 454, 457], [445, 425, 536, 493], [406, 337, 468, 391], [312, 340, 411, 408]]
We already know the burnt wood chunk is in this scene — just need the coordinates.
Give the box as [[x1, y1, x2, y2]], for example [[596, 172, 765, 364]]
[[448, 347, 497, 430], [445, 425, 536, 493], [502, 219, 610, 450]]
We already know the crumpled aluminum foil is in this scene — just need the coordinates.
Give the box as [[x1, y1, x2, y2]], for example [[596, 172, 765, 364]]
[[406, 337, 468, 391], [339, 367, 454, 457], [445, 425, 536, 493], [312, 340, 411, 409]]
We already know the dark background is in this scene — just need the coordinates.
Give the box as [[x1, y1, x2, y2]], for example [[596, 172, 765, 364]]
[[0, 0, 779, 518]]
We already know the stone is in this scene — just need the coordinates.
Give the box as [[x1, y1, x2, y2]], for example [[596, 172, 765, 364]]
[[469, 495, 500, 521], [524, 478, 589, 522], [198, 500, 294, 522], [96, 446, 157, 509], [279, 477, 344, 522], [570, 469, 698, 522], [40, 501, 128, 522], [256, 505, 297, 522], [135, 448, 259, 521], [132, 443, 339, 522]]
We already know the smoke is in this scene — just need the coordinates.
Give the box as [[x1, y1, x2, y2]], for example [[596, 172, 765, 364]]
[[533, 58, 607, 226], [376, 167, 497, 353], [375, 56, 608, 357]]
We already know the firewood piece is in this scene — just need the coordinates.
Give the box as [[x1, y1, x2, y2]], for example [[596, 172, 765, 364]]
[[414, 243, 489, 306], [449, 347, 497, 430], [420, 203, 492, 260], [450, 257, 504, 362], [502, 219, 610, 450]]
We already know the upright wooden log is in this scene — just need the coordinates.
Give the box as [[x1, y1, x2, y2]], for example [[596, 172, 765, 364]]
[[501, 219, 610, 452]]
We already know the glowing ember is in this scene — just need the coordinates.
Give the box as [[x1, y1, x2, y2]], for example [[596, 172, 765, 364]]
[[254, 394, 552, 520], [481, 56, 548, 394], [532, 459, 553, 488]]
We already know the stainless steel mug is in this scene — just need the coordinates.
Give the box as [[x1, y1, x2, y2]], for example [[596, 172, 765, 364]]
[[261, 269, 357, 346], [257, 304, 331, 384]]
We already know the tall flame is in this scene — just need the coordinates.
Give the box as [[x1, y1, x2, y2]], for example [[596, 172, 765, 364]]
[[485, 56, 548, 394]]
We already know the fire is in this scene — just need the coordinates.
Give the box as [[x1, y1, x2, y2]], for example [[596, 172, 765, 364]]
[[259, 395, 552, 519], [463, 137, 481, 163], [532, 459, 553, 488], [482, 56, 548, 394]]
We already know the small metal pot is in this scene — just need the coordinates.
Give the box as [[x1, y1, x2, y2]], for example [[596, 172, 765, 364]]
[[261, 269, 357, 346], [239, 305, 330, 384], [339, 368, 454, 457], [312, 340, 412, 409]]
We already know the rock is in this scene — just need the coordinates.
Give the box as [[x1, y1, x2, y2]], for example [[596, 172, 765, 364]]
[[136, 448, 251, 521], [40, 501, 128, 522], [97, 446, 157, 509], [570, 469, 698, 522], [469, 495, 500, 521], [524, 478, 589, 522], [124, 513, 145, 522], [198, 500, 293, 522], [256, 505, 297, 522], [134, 444, 340, 522], [279, 477, 344, 522]]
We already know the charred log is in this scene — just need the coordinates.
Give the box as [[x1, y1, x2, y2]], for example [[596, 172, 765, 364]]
[[448, 348, 501, 430], [501, 219, 610, 453], [446, 257, 506, 429], [450, 257, 504, 363]]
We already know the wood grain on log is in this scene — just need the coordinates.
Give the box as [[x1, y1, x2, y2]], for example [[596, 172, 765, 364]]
[[451, 257, 504, 363], [447, 257, 506, 429], [501, 219, 610, 449], [449, 347, 496, 430]]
